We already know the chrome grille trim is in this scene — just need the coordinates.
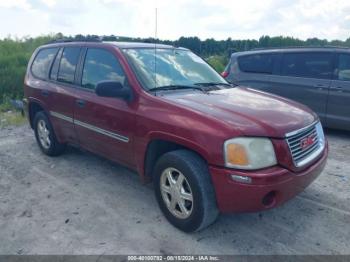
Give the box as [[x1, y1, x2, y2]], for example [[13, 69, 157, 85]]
[[285, 121, 318, 138], [286, 121, 325, 167]]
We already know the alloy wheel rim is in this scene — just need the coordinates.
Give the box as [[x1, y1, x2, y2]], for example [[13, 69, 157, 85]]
[[160, 167, 193, 219], [37, 119, 51, 149]]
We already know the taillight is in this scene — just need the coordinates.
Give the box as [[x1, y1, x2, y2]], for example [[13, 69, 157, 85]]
[[221, 71, 229, 78]]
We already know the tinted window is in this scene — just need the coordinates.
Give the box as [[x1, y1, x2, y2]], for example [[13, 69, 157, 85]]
[[281, 52, 333, 79], [338, 54, 350, 81], [31, 48, 58, 79], [50, 48, 63, 80], [57, 47, 81, 84], [238, 54, 276, 74], [82, 48, 125, 90]]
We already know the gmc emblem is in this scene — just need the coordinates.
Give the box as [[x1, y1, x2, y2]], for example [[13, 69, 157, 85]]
[[300, 136, 315, 149]]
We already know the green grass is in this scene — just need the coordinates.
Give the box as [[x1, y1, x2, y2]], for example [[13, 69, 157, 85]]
[[0, 102, 26, 128], [0, 111, 26, 128], [0, 99, 12, 112]]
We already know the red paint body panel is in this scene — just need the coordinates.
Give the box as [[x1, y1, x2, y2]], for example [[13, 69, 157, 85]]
[[210, 143, 328, 213], [161, 87, 317, 138], [72, 87, 136, 168], [24, 41, 329, 214]]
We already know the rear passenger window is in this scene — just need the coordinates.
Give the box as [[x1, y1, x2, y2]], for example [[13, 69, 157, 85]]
[[281, 52, 333, 79], [238, 54, 276, 74], [50, 48, 63, 80], [81, 48, 125, 90], [57, 47, 81, 84], [31, 48, 58, 79], [337, 54, 350, 81]]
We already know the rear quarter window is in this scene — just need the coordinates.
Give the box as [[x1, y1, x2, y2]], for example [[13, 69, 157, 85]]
[[238, 53, 277, 74], [31, 48, 59, 79]]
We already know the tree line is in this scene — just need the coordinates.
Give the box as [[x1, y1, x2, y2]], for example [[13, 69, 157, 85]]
[[1, 33, 350, 103]]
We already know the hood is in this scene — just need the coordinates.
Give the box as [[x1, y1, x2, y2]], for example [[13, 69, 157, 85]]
[[160, 87, 317, 138]]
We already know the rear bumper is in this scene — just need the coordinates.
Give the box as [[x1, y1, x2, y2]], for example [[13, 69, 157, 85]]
[[209, 145, 328, 213]]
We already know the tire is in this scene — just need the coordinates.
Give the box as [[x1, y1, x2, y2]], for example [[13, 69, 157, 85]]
[[154, 149, 219, 232], [33, 111, 65, 156]]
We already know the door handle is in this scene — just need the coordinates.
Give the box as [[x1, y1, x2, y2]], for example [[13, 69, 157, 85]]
[[76, 99, 86, 108], [330, 86, 343, 92], [41, 89, 49, 97], [313, 84, 327, 90]]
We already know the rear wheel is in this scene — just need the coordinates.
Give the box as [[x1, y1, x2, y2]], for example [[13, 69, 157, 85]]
[[33, 111, 65, 156], [154, 150, 219, 232]]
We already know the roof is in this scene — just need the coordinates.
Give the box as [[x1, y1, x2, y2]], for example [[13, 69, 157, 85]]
[[231, 46, 350, 57], [44, 39, 185, 50], [105, 41, 184, 49]]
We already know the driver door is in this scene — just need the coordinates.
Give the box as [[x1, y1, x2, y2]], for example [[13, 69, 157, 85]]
[[73, 47, 136, 168]]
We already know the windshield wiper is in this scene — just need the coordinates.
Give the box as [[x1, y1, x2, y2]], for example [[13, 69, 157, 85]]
[[148, 85, 206, 92], [194, 82, 233, 88]]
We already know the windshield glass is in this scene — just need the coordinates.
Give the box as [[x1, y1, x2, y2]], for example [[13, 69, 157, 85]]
[[122, 48, 228, 90]]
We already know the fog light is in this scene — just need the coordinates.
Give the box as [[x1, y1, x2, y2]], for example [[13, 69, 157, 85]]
[[262, 191, 276, 207], [230, 174, 252, 184]]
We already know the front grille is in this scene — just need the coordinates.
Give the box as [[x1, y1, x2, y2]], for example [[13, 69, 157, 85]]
[[286, 122, 325, 167]]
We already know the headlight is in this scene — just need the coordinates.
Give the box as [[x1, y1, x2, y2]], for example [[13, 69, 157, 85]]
[[224, 137, 277, 170]]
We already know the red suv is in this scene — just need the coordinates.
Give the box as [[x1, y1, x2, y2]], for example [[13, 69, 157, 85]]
[[24, 40, 328, 232]]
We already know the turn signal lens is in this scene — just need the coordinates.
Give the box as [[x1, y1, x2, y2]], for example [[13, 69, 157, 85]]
[[224, 137, 277, 170], [227, 144, 249, 166]]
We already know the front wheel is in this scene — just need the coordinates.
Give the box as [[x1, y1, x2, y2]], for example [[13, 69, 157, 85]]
[[154, 150, 219, 232]]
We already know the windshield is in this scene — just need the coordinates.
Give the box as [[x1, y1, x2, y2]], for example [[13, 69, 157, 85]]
[[122, 48, 228, 90]]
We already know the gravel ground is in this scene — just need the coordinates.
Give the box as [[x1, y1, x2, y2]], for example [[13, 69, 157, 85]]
[[0, 124, 349, 255]]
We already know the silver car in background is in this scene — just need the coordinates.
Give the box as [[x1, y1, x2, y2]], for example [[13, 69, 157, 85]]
[[222, 47, 350, 131]]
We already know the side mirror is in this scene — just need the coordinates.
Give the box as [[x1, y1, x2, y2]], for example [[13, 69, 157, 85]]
[[95, 81, 132, 101]]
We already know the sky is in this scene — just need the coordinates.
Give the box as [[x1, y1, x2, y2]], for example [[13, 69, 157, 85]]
[[0, 0, 349, 41]]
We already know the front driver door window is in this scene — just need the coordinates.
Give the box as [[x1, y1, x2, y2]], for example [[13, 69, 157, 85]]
[[81, 48, 126, 90]]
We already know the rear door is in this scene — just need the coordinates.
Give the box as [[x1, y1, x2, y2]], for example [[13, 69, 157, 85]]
[[73, 47, 135, 168], [28, 46, 59, 111], [327, 52, 350, 130], [48, 46, 82, 144], [267, 51, 333, 123]]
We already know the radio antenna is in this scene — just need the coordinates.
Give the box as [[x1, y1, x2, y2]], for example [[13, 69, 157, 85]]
[[154, 7, 158, 88]]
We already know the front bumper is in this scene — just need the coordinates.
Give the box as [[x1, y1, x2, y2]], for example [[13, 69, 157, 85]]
[[209, 145, 328, 213]]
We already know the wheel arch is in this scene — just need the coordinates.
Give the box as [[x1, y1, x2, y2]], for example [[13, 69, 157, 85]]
[[142, 134, 210, 183], [28, 99, 47, 129]]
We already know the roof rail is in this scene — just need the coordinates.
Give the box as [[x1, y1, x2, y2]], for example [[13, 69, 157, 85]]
[[46, 36, 103, 44], [250, 45, 350, 51]]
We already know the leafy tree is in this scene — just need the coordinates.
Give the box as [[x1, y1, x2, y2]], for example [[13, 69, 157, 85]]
[[1, 34, 349, 103]]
